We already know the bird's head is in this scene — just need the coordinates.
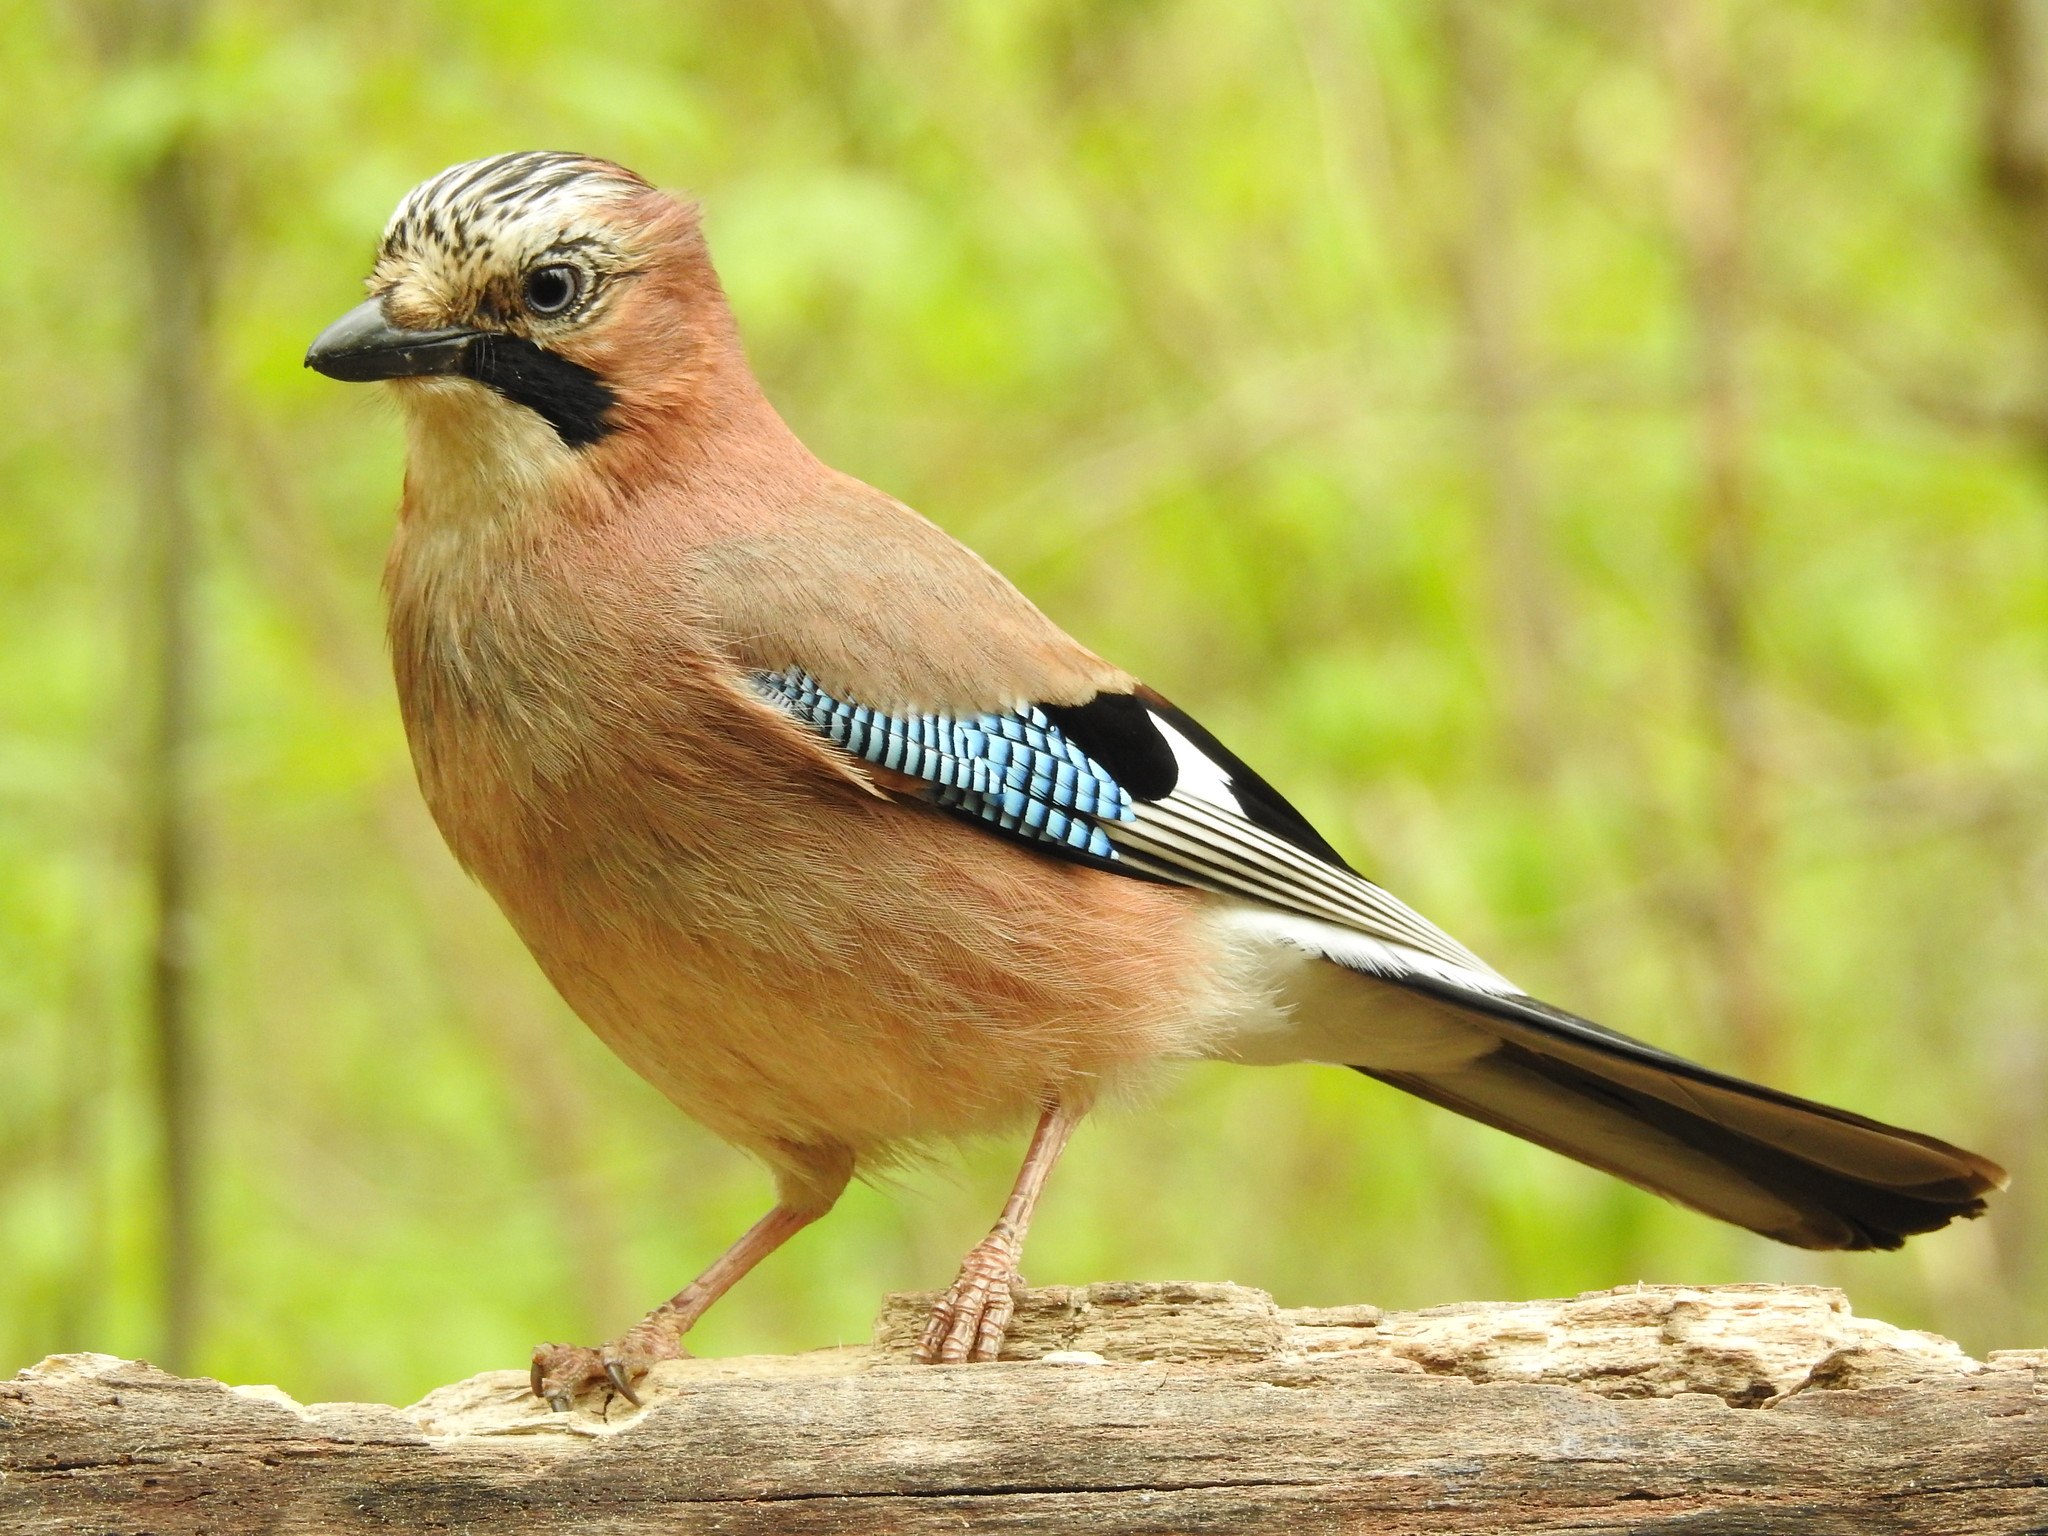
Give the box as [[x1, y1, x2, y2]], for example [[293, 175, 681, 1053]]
[[307, 152, 749, 472]]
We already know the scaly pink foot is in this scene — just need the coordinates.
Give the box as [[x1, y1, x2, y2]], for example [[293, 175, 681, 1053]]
[[918, 1226, 1025, 1363]]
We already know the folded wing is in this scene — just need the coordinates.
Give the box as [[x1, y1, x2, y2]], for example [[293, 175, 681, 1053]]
[[750, 670, 2005, 1248]]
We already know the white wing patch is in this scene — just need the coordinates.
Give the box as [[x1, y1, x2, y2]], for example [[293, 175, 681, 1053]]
[[1105, 718, 1520, 992]]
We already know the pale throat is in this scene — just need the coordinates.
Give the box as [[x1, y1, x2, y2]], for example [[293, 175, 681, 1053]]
[[394, 376, 583, 541], [383, 376, 605, 789]]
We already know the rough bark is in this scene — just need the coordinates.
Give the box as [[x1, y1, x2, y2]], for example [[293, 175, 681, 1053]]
[[5, 1282, 2044, 1533]]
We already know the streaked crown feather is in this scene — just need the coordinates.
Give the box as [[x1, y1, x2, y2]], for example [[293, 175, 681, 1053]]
[[381, 151, 648, 264], [371, 152, 656, 331]]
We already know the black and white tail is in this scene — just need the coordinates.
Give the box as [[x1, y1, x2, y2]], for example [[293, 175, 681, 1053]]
[[1350, 978, 2000, 1250]]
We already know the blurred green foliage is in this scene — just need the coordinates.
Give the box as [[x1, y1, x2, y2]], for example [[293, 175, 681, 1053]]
[[3, 1, 2044, 1406]]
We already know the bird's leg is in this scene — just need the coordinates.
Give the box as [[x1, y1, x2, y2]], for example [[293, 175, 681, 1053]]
[[531, 1147, 849, 1411], [918, 1100, 1082, 1364]]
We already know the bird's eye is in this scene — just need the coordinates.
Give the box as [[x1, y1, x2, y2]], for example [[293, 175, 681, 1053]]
[[522, 264, 585, 317]]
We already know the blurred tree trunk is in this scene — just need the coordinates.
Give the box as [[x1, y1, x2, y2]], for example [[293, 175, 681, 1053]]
[[104, 0, 213, 1372], [1442, 0, 1559, 791], [1970, 0, 2048, 1318], [1662, 0, 1779, 1081], [1976, 0, 2048, 471]]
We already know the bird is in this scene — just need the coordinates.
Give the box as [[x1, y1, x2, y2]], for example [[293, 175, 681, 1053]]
[[305, 151, 2005, 1411]]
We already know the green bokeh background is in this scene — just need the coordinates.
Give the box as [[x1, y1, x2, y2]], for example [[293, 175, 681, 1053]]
[[4, 2, 2044, 1405]]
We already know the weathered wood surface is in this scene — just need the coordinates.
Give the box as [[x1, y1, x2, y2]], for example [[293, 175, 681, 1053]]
[[5, 1282, 2045, 1534]]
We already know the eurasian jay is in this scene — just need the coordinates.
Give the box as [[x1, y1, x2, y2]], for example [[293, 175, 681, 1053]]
[[305, 152, 2004, 1410]]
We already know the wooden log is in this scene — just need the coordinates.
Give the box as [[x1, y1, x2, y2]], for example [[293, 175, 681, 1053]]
[[5, 1282, 2044, 1533]]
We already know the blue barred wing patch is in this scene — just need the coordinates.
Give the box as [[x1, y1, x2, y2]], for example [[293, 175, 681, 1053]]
[[751, 667, 1135, 859]]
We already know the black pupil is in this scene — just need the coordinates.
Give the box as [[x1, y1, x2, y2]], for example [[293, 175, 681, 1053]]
[[525, 266, 577, 314]]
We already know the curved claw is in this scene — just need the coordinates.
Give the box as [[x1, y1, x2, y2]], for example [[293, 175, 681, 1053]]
[[545, 1390, 574, 1414], [530, 1359, 546, 1399], [604, 1360, 643, 1407]]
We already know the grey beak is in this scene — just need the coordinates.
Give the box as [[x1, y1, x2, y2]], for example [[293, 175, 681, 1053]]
[[304, 299, 479, 382]]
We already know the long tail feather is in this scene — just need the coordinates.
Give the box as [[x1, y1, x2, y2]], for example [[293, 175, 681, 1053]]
[[1351, 978, 2004, 1251]]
